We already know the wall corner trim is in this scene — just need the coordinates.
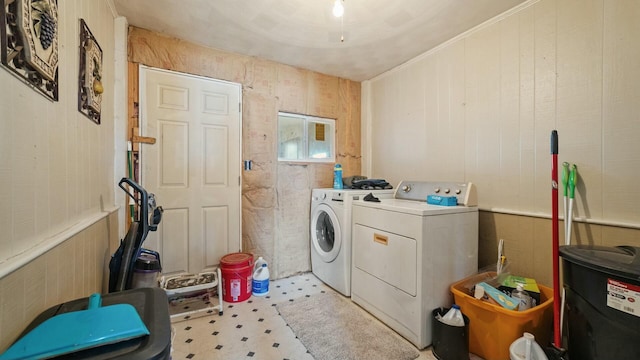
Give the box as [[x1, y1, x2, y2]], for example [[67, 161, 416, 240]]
[[105, 0, 118, 17], [0, 206, 120, 279]]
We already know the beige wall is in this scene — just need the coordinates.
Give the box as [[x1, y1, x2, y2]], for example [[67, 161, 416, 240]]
[[0, 212, 119, 351], [479, 211, 640, 286], [0, 0, 121, 350], [363, 0, 640, 285], [128, 27, 362, 279]]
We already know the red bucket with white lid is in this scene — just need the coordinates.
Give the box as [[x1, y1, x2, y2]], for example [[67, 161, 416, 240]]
[[220, 253, 253, 303]]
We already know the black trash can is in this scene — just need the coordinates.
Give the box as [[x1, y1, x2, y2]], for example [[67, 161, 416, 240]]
[[560, 245, 640, 360], [432, 307, 470, 360]]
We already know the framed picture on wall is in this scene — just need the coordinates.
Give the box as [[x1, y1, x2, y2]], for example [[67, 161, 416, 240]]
[[0, 0, 59, 101], [78, 18, 103, 124]]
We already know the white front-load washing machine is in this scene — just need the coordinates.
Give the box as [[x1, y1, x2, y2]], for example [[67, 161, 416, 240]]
[[310, 188, 394, 296]]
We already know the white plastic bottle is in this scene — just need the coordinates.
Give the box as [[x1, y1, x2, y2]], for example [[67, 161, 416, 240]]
[[439, 304, 465, 327], [511, 284, 532, 311], [509, 332, 548, 360], [252, 263, 270, 296], [254, 256, 268, 272]]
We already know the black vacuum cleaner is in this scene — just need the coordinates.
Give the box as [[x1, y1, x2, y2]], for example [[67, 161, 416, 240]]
[[109, 177, 163, 292]]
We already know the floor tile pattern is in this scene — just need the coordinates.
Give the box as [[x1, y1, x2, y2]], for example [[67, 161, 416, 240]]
[[170, 272, 480, 360]]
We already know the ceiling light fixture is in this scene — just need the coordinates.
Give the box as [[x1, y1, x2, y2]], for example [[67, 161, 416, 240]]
[[332, 0, 344, 18]]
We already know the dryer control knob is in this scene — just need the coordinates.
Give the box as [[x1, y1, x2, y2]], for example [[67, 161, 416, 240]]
[[401, 185, 411, 192], [455, 189, 461, 195], [434, 188, 440, 193], [444, 188, 450, 194]]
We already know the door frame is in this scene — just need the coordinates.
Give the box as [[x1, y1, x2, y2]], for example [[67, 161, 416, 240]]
[[138, 64, 243, 255]]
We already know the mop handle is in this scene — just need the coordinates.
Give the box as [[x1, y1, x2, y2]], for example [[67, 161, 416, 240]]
[[562, 162, 569, 197], [569, 165, 577, 199], [551, 131, 561, 348]]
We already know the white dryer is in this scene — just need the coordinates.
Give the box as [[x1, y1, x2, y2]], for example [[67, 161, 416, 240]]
[[351, 181, 479, 349], [310, 188, 394, 296]]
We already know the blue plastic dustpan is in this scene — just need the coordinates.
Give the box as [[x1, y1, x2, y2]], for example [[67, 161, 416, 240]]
[[0, 293, 149, 360]]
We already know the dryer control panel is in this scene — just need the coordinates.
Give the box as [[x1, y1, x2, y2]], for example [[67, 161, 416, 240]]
[[394, 181, 477, 207]]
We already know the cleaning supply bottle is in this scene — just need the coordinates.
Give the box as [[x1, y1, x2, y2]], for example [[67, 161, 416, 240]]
[[333, 163, 343, 189], [509, 332, 548, 360], [511, 284, 533, 311], [439, 304, 465, 327], [252, 262, 270, 296], [253, 256, 267, 273]]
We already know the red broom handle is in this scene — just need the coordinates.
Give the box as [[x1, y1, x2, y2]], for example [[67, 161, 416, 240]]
[[551, 130, 561, 348]]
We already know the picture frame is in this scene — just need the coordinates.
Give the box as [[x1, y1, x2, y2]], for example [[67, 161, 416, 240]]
[[78, 18, 102, 124], [1, 0, 59, 101]]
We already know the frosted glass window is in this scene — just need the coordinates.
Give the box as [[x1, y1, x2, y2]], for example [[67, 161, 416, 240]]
[[278, 112, 335, 162]]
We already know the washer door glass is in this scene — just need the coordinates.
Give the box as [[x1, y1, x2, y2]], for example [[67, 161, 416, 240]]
[[311, 203, 341, 262]]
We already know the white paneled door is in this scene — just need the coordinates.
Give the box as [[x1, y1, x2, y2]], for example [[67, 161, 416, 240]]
[[140, 66, 242, 275]]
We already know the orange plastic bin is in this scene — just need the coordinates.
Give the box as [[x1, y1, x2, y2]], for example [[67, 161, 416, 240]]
[[450, 272, 554, 360]]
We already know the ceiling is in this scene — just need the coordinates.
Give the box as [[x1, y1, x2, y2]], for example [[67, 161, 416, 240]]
[[112, 0, 526, 82]]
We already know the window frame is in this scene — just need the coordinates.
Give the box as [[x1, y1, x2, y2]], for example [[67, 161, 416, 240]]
[[277, 112, 336, 163]]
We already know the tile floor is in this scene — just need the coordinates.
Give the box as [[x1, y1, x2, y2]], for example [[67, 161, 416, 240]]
[[170, 272, 482, 360]]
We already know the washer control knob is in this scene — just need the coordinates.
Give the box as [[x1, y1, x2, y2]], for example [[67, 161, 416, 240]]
[[402, 185, 411, 193], [321, 193, 327, 200], [434, 188, 440, 193], [444, 188, 450, 194], [455, 189, 462, 195]]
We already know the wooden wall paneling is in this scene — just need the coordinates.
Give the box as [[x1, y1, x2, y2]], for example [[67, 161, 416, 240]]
[[0, 0, 118, 351], [0, 267, 26, 352], [397, 65, 422, 183], [23, 257, 46, 329], [518, 7, 536, 211], [463, 36, 480, 201], [498, 213, 536, 279], [12, 83, 36, 254], [64, 2, 78, 223], [370, 75, 395, 183], [0, 267, 5, 342], [531, 217, 553, 286], [465, 26, 502, 208], [556, 0, 604, 226], [602, 0, 640, 223], [44, 246, 60, 306], [530, 0, 559, 285], [34, 98, 50, 238], [532, 0, 557, 214], [498, 15, 522, 209], [57, 239, 76, 303], [0, 70, 12, 260], [396, 63, 427, 182], [423, 54, 440, 180], [437, 42, 466, 182], [601, 226, 640, 248], [49, 69, 68, 228]]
